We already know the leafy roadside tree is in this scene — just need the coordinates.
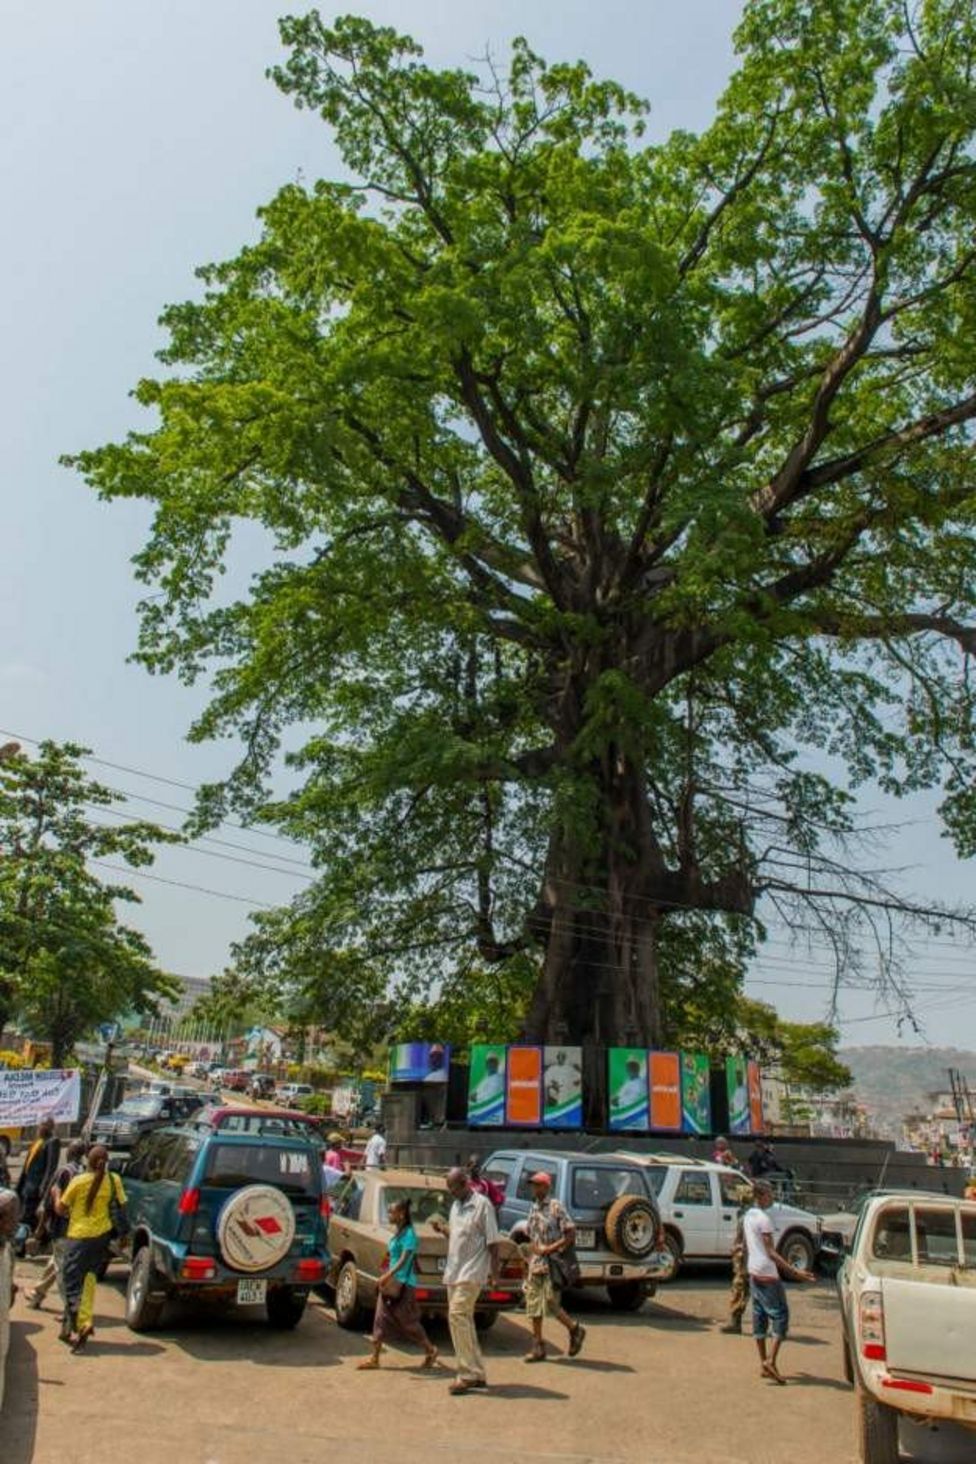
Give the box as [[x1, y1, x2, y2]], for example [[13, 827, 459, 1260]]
[[0, 742, 178, 1062], [72, 2, 976, 1047]]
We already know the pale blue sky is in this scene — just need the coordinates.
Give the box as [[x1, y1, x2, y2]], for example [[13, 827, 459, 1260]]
[[2, 1, 973, 1048]]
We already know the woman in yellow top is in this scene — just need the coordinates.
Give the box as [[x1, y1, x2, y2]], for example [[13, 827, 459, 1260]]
[[56, 1144, 126, 1352]]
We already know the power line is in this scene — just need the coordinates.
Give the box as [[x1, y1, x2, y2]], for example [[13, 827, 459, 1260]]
[[89, 860, 276, 908]]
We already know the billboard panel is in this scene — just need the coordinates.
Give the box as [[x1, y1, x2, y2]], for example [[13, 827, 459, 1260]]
[[747, 1059, 764, 1134], [608, 1048, 650, 1132], [542, 1045, 582, 1128], [506, 1045, 543, 1126], [388, 1042, 450, 1083], [727, 1055, 750, 1135], [467, 1044, 507, 1126], [680, 1052, 712, 1135], [649, 1050, 682, 1131]]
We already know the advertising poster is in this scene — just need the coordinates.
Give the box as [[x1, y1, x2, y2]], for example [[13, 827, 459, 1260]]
[[747, 1059, 764, 1134], [542, 1045, 583, 1128], [467, 1044, 507, 1126], [648, 1050, 682, 1131], [0, 1068, 81, 1125], [608, 1048, 650, 1132], [506, 1045, 543, 1126], [727, 1055, 750, 1135], [680, 1052, 712, 1135], [388, 1042, 451, 1083]]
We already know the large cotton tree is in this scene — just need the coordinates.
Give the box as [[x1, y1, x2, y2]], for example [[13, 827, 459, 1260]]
[[72, 1, 976, 1047]]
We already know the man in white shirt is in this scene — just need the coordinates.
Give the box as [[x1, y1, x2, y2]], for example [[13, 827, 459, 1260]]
[[363, 1124, 387, 1170], [432, 1166, 500, 1394], [743, 1178, 815, 1383]]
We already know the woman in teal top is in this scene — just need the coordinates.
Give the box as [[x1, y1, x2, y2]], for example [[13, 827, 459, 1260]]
[[358, 1197, 438, 1370]]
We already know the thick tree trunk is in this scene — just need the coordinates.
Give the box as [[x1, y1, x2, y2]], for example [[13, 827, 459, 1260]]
[[523, 749, 666, 1047]]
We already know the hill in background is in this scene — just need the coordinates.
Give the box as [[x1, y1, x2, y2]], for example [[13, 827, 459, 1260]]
[[841, 1045, 976, 1135]]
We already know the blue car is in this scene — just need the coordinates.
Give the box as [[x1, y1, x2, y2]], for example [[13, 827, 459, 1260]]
[[116, 1126, 330, 1331]]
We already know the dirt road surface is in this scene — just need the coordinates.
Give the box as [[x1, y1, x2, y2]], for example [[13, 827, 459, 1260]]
[[5, 1261, 976, 1464]]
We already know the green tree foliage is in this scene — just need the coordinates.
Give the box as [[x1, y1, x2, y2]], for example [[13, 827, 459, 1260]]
[[0, 742, 178, 1062], [70, 3, 976, 1046]]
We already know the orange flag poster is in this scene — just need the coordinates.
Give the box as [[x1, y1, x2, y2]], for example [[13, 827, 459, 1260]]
[[648, 1050, 682, 1131], [505, 1045, 543, 1126]]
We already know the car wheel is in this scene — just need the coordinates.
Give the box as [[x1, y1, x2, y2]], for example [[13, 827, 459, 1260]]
[[334, 1259, 364, 1329], [606, 1281, 649, 1312], [604, 1195, 659, 1260], [779, 1229, 816, 1274], [125, 1246, 167, 1332], [474, 1310, 498, 1333], [856, 1389, 899, 1464], [266, 1287, 308, 1330]]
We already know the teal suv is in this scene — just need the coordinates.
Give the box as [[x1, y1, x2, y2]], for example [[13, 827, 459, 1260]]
[[116, 1126, 330, 1332]]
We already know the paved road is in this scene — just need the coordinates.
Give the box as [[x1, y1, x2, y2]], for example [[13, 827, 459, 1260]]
[[1, 1261, 876, 1464]]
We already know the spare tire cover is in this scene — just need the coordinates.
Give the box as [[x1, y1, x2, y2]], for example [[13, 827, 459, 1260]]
[[216, 1184, 296, 1273], [604, 1194, 658, 1260]]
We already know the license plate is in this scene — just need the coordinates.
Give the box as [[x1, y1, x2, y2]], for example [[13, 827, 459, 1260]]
[[436, 1256, 446, 1272], [236, 1279, 267, 1305], [576, 1228, 596, 1250]]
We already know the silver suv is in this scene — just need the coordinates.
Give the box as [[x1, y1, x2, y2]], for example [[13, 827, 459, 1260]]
[[483, 1148, 665, 1311]]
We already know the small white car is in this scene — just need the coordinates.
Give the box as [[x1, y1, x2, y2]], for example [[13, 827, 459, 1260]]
[[615, 1153, 824, 1279], [838, 1190, 976, 1463], [276, 1083, 314, 1102]]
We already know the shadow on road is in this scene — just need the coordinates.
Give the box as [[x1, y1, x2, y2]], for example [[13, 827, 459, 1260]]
[[472, 1382, 570, 1400], [1, 1316, 40, 1464], [783, 1371, 852, 1392], [550, 1356, 635, 1373]]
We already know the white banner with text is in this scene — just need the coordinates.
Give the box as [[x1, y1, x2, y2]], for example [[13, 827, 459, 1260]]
[[0, 1068, 81, 1126]]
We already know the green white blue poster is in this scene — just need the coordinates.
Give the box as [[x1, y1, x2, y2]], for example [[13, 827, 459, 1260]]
[[467, 1044, 507, 1126], [727, 1055, 750, 1135], [608, 1049, 649, 1131], [681, 1052, 711, 1134], [542, 1045, 583, 1128]]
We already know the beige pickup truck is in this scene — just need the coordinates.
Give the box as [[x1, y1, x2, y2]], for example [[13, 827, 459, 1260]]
[[838, 1190, 976, 1463]]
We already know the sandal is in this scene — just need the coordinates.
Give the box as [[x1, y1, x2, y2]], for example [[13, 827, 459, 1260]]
[[70, 1325, 94, 1354], [568, 1323, 586, 1357], [357, 1356, 380, 1370], [449, 1378, 486, 1394], [421, 1348, 440, 1369], [524, 1347, 547, 1363]]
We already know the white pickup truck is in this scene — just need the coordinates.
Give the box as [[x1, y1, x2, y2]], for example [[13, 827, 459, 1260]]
[[838, 1190, 976, 1463]]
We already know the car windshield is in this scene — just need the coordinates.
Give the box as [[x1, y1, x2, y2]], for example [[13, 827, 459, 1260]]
[[115, 1097, 160, 1116], [378, 1186, 451, 1225], [203, 1142, 317, 1196]]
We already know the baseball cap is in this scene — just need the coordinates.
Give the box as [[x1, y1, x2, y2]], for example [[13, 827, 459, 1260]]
[[530, 1171, 553, 1187]]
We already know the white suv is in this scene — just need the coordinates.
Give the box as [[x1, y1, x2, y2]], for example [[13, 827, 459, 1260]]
[[616, 1153, 823, 1279]]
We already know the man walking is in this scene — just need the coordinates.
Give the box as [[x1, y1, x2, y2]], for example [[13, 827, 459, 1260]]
[[432, 1166, 500, 1395], [16, 1117, 61, 1231], [523, 1172, 586, 1363], [24, 1138, 87, 1326], [720, 1179, 753, 1335], [364, 1122, 387, 1170], [744, 1178, 815, 1383]]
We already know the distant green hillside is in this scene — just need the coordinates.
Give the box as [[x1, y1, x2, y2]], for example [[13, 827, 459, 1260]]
[[841, 1046, 976, 1134]]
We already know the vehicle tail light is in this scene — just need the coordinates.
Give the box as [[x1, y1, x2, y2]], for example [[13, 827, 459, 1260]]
[[296, 1258, 326, 1282], [178, 1188, 200, 1215], [180, 1257, 215, 1280], [484, 1290, 512, 1303], [859, 1291, 886, 1361], [319, 1196, 331, 1219], [414, 1288, 431, 1300]]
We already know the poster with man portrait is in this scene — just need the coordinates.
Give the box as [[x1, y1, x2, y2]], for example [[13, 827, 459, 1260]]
[[726, 1054, 751, 1135], [542, 1045, 583, 1128], [608, 1048, 649, 1132], [467, 1044, 507, 1125]]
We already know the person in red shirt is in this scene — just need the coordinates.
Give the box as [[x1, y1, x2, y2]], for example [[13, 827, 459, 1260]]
[[466, 1155, 505, 1210]]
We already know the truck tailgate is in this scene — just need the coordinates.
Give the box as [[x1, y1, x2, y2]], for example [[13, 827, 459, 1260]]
[[883, 1275, 976, 1380]]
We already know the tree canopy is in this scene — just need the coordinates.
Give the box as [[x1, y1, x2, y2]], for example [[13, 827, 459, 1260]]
[[71, 1, 976, 1048], [0, 741, 178, 1062]]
